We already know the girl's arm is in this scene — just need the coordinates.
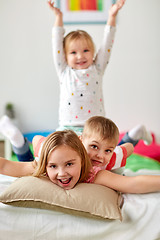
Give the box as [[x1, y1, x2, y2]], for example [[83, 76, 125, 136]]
[[48, 1, 67, 75], [32, 135, 45, 152], [95, 0, 125, 74], [47, 0, 63, 27], [107, 0, 126, 26], [94, 1, 125, 73], [32, 135, 46, 159], [0, 157, 36, 177], [94, 170, 160, 194]]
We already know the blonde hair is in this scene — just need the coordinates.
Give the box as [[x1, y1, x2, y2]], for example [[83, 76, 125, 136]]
[[33, 130, 92, 183], [82, 116, 119, 145], [63, 30, 95, 56]]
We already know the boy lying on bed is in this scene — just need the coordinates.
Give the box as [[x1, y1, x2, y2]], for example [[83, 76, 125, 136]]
[[0, 119, 160, 194], [0, 115, 152, 173]]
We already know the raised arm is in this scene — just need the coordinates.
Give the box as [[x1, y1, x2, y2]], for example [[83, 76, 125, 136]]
[[107, 0, 126, 26], [94, 0, 125, 73], [47, 0, 63, 27], [0, 157, 36, 177], [94, 169, 160, 194], [48, 0, 66, 75]]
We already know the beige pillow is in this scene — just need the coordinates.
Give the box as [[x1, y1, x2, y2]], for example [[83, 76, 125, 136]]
[[0, 176, 122, 220]]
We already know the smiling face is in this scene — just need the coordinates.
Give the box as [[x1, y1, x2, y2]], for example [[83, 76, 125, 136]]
[[46, 145, 82, 190], [65, 38, 94, 70], [82, 133, 117, 168]]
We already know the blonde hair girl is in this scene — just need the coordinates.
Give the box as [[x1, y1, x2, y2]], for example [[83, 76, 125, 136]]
[[63, 30, 95, 59], [1, 129, 160, 193], [33, 130, 92, 184]]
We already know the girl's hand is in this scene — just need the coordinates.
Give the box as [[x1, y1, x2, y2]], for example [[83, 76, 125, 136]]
[[109, 0, 126, 18], [107, 0, 125, 26], [47, 0, 62, 17], [47, 0, 63, 26]]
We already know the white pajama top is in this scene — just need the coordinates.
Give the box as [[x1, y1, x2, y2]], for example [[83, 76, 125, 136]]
[[52, 25, 116, 127]]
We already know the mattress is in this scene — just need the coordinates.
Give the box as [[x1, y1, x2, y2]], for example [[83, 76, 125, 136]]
[[0, 172, 160, 240]]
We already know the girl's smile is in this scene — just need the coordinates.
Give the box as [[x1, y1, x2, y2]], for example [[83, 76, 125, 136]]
[[66, 38, 94, 70], [46, 145, 82, 189]]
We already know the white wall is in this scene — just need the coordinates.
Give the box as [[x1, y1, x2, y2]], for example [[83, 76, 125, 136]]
[[0, 0, 160, 134]]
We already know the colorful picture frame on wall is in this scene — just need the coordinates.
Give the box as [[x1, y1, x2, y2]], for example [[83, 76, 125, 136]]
[[55, 0, 116, 24]]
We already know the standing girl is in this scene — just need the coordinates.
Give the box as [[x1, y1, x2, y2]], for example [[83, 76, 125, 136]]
[[49, 0, 124, 134], [0, 0, 152, 162]]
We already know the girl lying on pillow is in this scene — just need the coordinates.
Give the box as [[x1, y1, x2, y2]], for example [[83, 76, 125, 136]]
[[0, 128, 160, 193]]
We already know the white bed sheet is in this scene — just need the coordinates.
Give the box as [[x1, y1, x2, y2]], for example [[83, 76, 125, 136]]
[[0, 173, 160, 240]]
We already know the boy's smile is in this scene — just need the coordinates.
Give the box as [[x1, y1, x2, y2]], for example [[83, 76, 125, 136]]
[[82, 134, 117, 168]]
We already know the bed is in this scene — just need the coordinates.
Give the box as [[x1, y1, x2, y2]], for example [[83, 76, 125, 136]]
[[0, 135, 160, 240]]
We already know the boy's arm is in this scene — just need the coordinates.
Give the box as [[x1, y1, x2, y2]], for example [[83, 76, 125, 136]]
[[120, 142, 134, 158], [106, 143, 133, 170], [0, 157, 36, 177], [94, 169, 160, 194]]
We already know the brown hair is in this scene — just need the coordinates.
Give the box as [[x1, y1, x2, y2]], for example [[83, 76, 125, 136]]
[[63, 30, 95, 56], [82, 116, 119, 145], [33, 130, 92, 183]]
